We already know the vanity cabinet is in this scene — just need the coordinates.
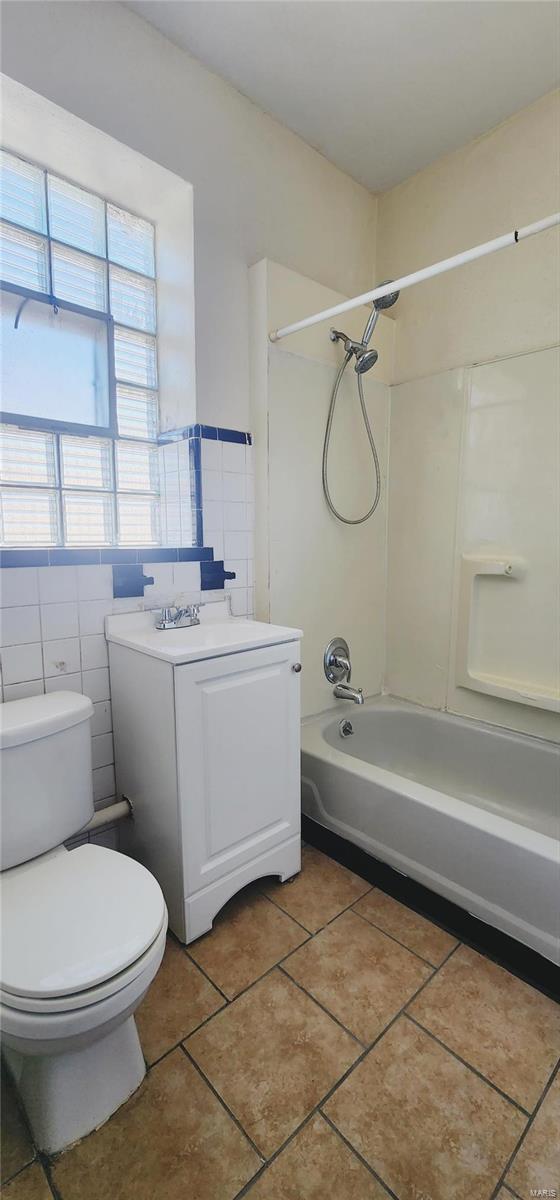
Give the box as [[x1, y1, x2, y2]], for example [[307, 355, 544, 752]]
[[107, 612, 302, 942]]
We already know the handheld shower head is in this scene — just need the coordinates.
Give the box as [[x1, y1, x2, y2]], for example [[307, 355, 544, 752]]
[[354, 347, 378, 374], [372, 283, 400, 311], [361, 279, 400, 347]]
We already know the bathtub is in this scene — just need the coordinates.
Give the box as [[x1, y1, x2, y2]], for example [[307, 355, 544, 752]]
[[301, 698, 560, 964]]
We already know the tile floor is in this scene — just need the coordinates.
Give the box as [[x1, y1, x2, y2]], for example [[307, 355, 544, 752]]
[[2, 844, 559, 1200]]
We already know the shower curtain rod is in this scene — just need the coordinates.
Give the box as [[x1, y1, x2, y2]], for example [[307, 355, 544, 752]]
[[268, 212, 560, 342]]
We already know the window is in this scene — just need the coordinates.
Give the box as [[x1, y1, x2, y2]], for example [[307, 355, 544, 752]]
[[0, 150, 161, 547]]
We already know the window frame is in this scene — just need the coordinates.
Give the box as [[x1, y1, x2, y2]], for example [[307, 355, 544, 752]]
[[1, 278, 118, 440], [1, 149, 165, 549]]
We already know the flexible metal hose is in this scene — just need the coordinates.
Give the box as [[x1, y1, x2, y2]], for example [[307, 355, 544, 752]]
[[322, 351, 382, 524]]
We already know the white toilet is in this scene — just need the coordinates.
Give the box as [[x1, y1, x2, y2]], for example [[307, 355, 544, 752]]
[[0, 691, 168, 1154]]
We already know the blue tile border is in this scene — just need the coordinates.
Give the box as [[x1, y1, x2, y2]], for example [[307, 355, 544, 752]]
[[0, 546, 215, 568], [159, 424, 252, 446], [0, 549, 50, 567]]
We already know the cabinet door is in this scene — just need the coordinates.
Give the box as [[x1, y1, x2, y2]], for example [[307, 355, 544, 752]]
[[175, 640, 301, 893]]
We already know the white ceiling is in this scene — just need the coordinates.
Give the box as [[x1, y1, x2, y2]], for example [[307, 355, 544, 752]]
[[126, 1, 559, 192]]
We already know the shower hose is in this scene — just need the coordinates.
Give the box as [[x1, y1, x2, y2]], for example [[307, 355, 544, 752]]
[[322, 350, 382, 524]]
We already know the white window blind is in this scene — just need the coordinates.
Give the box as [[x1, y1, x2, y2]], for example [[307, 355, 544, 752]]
[[0, 150, 162, 548]]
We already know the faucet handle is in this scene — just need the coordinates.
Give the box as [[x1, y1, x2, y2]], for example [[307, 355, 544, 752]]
[[324, 637, 352, 683]]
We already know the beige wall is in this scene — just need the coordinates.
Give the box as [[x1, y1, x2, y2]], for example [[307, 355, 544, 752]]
[[1, 0, 377, 431], [381, 94, 560, 740], [250, 261, 393, 717], [377, 90, 560, 385]]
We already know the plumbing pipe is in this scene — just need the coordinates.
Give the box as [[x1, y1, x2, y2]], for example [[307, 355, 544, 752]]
[[268, 212, 560, 342], [84, 798, 131, 832]]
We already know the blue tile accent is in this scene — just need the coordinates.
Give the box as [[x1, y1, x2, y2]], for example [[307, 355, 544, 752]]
[[0, 549, 50, 567], [200, 560, 236, 591], [178, 546, 214, 562], [49, 549, 101, 565], [113, 564, 155, 598], [100, 549, 138, 564], [158, 424, 251, 446], [0, 546, 215, 566], [135, 547, 178, 562], [187, 437, 203, 546]]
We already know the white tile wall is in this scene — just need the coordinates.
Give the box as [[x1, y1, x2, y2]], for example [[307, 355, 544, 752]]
[[0, 565, 142, 822], [159, 435, 255, 617], [0, 433, 256, 836], [40, 602, 79, 641]]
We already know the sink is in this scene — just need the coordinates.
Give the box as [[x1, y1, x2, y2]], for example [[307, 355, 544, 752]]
[[105, 609, 303, 665]]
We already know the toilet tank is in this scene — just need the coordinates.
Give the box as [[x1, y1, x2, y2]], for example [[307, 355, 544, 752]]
[[0, 692, 94, 871]]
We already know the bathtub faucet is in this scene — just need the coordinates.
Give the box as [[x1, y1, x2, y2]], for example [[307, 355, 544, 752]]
[[324, 637, 364, 704], [333, 682, 364, 705]]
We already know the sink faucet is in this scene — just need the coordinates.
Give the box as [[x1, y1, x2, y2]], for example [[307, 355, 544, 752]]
[[333, 682, 364, 705], [155, 604, 200, 631]]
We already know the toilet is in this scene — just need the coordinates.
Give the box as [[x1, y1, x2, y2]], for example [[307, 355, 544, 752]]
[[0, 691, 168, 1154]]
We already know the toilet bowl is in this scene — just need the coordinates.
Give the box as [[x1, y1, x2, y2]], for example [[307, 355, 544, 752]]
[[0, 692, 168, 1153]]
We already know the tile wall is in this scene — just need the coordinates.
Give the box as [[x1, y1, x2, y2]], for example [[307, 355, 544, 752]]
[[159, 429, 255, 618], [0, 428, 255, 844]]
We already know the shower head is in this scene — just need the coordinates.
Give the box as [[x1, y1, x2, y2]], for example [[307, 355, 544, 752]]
[[361, 280, 400, 347], [354, 347, 378, 374], [372, 282, 400, 311]]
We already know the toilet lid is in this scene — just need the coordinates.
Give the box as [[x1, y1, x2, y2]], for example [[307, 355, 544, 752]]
[[0, 844, 166, 1000]]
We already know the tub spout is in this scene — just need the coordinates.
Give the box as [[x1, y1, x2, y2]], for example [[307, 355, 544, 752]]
[[333, 683, 364, 705]]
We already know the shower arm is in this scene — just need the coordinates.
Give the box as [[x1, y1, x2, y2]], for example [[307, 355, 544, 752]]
[[269, 212, 560, 342]]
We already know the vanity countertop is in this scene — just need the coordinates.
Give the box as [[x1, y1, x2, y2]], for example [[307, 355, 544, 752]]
[[105, 608, 302, 665]]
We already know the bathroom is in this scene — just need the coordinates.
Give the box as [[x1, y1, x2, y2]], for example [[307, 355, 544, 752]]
[[0, 1, 559, 1196]]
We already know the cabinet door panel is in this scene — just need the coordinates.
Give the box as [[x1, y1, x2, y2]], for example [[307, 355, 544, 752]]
[[175, 641, 301, 892]]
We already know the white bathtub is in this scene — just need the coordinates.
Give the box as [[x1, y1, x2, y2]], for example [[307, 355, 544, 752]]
[[301, 698, 560, 964]]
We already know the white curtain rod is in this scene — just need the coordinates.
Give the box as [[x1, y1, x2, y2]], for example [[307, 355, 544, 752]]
[[269, 212, 560, 343]]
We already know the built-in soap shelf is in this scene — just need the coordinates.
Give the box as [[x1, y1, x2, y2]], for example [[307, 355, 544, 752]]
[[455, 554, 560, 713]]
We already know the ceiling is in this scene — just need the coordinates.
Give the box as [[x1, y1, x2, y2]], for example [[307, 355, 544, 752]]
[[126, 1, 559, 192]]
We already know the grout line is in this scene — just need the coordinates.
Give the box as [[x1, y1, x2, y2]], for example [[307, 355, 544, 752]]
[[350, 902, 449, 969], [143, 995, 228, 1071], [179, 1043, 265, 1164], [41, 1153, 64, 1200], [403, 1013, 531, 1118], [488, 1056, 560, 1200], [182, 945, 231, 1003], [257, 886, 317, 934], [276, 964, 365, 1049], [230, 1113, 319, 1200], [189, 945, 453, 1199], [320, 1110, 401, 1200], [252, 889, 315, 938], [0, 1157, 38, 1189]]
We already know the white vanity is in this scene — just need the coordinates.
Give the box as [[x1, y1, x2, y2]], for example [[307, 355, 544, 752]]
[[106, 605, 303, 942]]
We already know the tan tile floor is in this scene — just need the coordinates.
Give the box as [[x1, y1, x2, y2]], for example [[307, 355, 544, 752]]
[[2, 845, 559, 1200]]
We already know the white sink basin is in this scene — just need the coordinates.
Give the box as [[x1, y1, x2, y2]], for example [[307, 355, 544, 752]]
[[106, 611, 302, 665]]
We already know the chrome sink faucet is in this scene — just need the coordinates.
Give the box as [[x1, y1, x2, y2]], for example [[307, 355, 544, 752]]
[[324, 637, 364, 705], [155, 604, 200, 631]]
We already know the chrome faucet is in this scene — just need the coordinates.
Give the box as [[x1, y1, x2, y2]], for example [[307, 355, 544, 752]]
[[155, 604, 200, 631], [332, 681, 364, 705], [324, 637, 364, 704]]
